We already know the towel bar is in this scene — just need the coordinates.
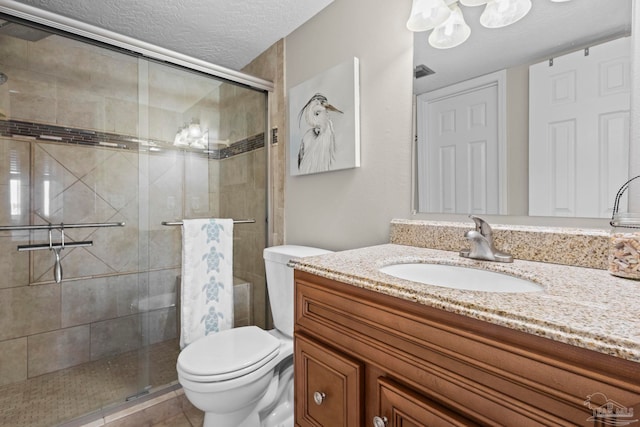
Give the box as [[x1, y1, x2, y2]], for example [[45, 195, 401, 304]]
[[161, 219, 255, 226], [0, 221, 125, 231]]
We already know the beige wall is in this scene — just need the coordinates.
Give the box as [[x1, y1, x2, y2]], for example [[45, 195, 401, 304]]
[[506, 65, 529, 216], [283, 0, 414, 251]]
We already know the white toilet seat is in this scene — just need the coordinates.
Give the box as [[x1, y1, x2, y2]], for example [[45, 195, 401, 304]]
[[177, 326, 281, 382], [177, 330, 293, 396]]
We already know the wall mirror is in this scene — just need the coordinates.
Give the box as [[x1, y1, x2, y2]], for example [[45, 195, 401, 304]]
[[412, 0, 633, 219]]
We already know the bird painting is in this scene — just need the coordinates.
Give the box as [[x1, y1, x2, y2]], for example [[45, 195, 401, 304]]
[[297, 93, 343, 174], [288, 57, 360, 176]]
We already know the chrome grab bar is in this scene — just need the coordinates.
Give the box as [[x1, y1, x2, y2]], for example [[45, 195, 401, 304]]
[[0, 221, 125, 231]]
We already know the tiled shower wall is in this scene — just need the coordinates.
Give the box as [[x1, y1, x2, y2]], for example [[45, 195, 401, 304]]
[[0, 28, 267, 387], [0, 136, 186, 388]]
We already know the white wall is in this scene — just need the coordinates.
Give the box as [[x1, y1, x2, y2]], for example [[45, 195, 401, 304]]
[[284, 0, 414, 251], [631, 0, 640, 210]]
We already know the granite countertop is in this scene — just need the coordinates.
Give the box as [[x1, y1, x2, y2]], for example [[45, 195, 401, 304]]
[[294, 243, 640, 363]]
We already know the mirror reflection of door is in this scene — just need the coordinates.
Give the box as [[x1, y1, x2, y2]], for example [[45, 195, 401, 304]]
[[417, 71, 506, 214], [529, 37, 631, 218]]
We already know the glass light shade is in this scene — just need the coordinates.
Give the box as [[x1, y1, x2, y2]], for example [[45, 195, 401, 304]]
[[460, 0, 488, 6], [174, 127, 188, 146], [188, 120, 202, 138], [189, 130, 209, 149], [480, 0, 532, 28], [428, 5, 471, 49], [407, 0, 451, 32]]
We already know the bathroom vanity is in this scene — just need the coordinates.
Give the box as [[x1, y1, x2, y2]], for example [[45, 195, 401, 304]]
[[293, 241, 640, 426]]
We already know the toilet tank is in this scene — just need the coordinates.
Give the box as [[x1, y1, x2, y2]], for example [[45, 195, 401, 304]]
[[263, 245, 333, 337]]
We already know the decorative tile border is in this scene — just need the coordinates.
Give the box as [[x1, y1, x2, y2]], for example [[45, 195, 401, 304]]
[[389, 219, 610, 270], [0, 119, 265, 159], [214, 132, 266, 160]]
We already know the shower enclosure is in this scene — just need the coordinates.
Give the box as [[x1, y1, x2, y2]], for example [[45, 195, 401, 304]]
[[0, 11, 270, 427]]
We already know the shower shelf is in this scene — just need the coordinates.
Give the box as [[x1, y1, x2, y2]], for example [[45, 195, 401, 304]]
[[0, 221, 125, 283]]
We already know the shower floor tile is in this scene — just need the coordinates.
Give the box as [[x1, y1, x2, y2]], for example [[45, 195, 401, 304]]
[[0, 339, 180, 427]]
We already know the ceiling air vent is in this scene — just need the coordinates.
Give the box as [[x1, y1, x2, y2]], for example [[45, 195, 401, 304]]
[[414, 64, 435, 79]]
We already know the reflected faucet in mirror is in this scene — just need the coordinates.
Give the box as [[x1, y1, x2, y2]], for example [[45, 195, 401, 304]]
[[460, 215, 513, 262]]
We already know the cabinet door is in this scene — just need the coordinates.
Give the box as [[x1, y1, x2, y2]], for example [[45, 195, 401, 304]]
[[376, 377, 480, 427], [295, 334, 363, 427]]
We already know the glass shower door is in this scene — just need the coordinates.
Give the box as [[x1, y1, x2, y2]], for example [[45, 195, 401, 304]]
[[0, 19, 151, 426]]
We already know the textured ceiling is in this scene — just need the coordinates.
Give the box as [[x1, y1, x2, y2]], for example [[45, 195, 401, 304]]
[[6, 0, 334, 70]]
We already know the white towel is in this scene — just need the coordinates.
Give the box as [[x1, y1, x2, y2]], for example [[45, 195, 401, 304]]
[[180, 218, 234, 348]]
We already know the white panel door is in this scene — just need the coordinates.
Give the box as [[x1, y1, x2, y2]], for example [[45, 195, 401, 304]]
[[529, 37, 630, 217], [417, 73, 503, 214]]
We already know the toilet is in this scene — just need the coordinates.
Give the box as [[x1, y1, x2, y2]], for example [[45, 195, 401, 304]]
[[176, 245, 332, 427]]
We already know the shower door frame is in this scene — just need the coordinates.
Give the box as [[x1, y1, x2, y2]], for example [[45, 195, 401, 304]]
[[0, 1, 273, 91]]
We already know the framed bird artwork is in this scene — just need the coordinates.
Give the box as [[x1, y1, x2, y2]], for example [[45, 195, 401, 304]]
[[288, 57, 360, 176]]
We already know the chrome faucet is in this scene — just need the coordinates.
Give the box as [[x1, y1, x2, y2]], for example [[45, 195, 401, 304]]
[[460, 215, 513, 263]]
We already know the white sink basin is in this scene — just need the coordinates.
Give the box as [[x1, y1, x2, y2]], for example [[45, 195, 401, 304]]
[[379, 263, 543, 293]]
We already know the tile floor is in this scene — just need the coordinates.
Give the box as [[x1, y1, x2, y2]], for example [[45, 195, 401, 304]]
[[0, 339, 182, 427]]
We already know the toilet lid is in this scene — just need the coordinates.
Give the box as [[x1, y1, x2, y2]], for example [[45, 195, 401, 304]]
[[177, 326, 280, 381]]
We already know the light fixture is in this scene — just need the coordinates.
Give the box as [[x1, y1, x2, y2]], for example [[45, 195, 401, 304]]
[[406, 0, 452, 31], [173, 125, 189, 146], [173, 119, 209, 149], [407, 0, 540, 49], [480, 0, 532, 29], [428, 4, 471, 49], [188, 119, 202, 138]]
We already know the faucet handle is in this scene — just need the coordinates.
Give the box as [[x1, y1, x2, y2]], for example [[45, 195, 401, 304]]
[[469, 215, 492, 240], [464, 215, 513, 263]]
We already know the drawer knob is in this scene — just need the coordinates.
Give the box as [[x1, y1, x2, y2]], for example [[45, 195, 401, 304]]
[[313, 391, 326, 405], [373, 416, 388, 427]]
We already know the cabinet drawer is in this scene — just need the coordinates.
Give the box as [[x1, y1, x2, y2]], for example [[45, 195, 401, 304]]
[[295, 334, 363, 427], [377, 377, 481, 427]]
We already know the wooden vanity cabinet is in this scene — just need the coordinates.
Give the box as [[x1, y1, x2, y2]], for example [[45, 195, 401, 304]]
[[293, 270, 640, 427]]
